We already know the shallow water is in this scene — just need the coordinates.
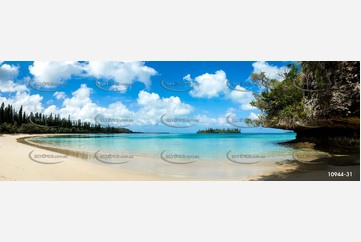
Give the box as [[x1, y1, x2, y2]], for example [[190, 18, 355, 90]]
[[31, 133, 296, 161]]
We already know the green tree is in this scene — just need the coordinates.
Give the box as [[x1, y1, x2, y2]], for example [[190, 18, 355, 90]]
[[250, 64, 304, 129]]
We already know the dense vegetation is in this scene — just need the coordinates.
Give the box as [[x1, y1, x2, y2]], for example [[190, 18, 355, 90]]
[[250, 63, 304, 129], [0, 102, 133, 134], [196, 128, 241, 134], [249, 61, 360, 129]]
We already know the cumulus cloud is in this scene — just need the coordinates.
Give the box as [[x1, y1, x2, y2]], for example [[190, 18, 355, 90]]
[[189, 70, 229, 98], [53, 91, 67, 100], [188, 70, 257, 111], [136, 90, 194, 125], [252, 61, 290, 81], [228, 85, 256, 110], [1, 92, 44, 113], [28, 61, 158, 92], [0, 63, 19, 80], [86, 61, 157, 89], [0, 80, 28, 93], [0, 63, 28, 93], [0, 63, 43, 112], [43, 105, 58, 115], [40, 85, 194, 126], [29, 61, 85, 84], [50, 84, 105, 122]]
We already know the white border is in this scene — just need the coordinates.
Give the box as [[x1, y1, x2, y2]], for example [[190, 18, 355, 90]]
[[0, 1, 360, 242]]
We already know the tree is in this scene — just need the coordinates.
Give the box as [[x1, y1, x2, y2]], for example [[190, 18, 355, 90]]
[[19, 106, 23, 125], [249, 64, 304, 129], [0, 102, 134, 134]]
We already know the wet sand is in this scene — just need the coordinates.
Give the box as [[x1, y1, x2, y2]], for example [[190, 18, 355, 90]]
[[0, 134, 168, 181], [1, 134, 299, 181], [2, 134, 358, 181]]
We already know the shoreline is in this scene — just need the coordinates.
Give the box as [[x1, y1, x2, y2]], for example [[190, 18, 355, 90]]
[[0, 134, 170, 181], [1, 133, 358, 181], [1, 133, 299, 181]]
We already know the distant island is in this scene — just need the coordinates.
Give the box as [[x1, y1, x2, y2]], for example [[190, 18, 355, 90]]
[[196, 128, 241, 134]]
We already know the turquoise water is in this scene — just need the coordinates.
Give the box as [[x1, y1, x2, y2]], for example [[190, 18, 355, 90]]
[[31, 133, 296, 162]]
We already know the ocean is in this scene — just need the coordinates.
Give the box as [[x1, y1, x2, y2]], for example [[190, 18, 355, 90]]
[[30, 132, 296, 162]]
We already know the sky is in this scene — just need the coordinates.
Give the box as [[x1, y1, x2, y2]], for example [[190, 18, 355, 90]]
[[0, 61, 292, 133]]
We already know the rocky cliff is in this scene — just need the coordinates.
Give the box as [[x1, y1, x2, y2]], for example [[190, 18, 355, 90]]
[[293, 61, 360, 153]]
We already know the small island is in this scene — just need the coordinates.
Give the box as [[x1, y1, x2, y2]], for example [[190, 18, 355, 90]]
[[196, 128, 241, 134]]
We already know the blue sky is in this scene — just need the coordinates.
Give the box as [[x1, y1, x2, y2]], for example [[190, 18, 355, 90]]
[[0, 61, 292, 133]]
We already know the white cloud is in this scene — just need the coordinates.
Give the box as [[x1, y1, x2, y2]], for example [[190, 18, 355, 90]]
[[190, 70, 229, 98], [136, 90, 194, 125], [43, 85, 192, 126], [29, 61, 85, 84], [183, 74, 192, 81], [6, 92, 44, 113], [187, 70, 257, 111], [63, 84, 93, 108], [240, 103, 256, 111], [0, 63, 19, 80], [228, 85, 257, 110], [0, 63, 43, 112], [0, 96, 8, 104], [29, 61, 158, 92], [53, 91, 67, 100], [0, 63, 27, 93], [15, 82, 194, 126], [86, 61, 157, 89], [44, 105, 58, 115], [53, 84, 105, 122], [194, 114, 219, 125], [248, 112, 259, 120], [0, 80, 28, 93], [226, 107, 237, 115], [252, 61, 290, 81]]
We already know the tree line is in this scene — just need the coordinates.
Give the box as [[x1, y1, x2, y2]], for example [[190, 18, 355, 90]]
[[0, 102, 133, 134], [197, 128, 241, 134]]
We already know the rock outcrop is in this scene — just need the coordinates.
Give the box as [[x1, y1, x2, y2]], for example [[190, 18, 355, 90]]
[[294, 61, 360, 153]]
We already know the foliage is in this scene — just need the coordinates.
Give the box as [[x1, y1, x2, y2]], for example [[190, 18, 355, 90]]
[[250, 64, 305, 129], [0, 102, 133, 134], [196, 128, 240, 134]]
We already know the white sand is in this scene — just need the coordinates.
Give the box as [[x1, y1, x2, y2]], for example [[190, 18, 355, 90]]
[[0, 134, 167, 181], [0, 134, 298, 181]]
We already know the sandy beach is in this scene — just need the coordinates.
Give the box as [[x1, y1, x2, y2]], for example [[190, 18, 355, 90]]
[[0, 134, 301, 181], [0, 134, 169, 181]]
